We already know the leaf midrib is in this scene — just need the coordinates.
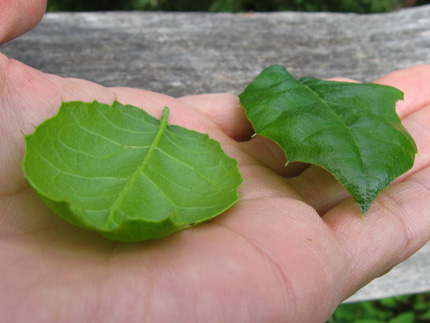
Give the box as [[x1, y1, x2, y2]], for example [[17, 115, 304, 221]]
[[299, 81, 368, 200], [103, 107, 170, 229]]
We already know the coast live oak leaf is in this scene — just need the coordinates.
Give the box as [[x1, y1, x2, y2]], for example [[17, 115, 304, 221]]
[[239, 65, 417, 215]]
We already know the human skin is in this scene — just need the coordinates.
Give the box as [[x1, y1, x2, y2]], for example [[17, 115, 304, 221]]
[[1, 1, 430, 322]]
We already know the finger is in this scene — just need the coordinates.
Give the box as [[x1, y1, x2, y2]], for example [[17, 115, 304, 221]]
[[396, 105, 430, 179], [1, 56, 218, 140], [179, 93, 254, 141], [238, 136, 309, 177], [374, 64, 430, 118], [0, 57, 118, 196], [0, 0, 46, 45], [111, 87, 223, 135], [181, 92, 308, 177], [323, 166, 430, 301], [0, 55, 118, 136]]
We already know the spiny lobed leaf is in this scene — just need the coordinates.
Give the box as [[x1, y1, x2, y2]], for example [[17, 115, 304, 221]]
[[239, 65, 417, 215], [22, 101, 242, 242]]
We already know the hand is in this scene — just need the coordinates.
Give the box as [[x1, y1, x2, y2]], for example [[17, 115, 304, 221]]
[[1, 2, 430, 322]]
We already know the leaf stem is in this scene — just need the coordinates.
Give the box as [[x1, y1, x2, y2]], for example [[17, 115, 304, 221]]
[[103, 107, 170, 229]]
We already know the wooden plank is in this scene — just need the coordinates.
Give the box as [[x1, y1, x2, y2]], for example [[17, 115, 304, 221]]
[[1, 6, 429, 302], [2, 7, 430, 96]]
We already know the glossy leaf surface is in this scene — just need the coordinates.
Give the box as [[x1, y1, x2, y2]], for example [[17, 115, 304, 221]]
[[239, 65, 417, 214], [23, 101, 242, 242]]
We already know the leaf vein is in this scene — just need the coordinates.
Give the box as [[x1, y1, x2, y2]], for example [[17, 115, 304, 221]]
[[98, 106, 157, 135], [34, 150, 128, 181]]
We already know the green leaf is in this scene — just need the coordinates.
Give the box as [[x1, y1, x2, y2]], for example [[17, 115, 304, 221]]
[[379, 296, 400, 308], [419, 309, 430, 320], [22, 101, 242, 242], [239, 65, 417, 215], [414, 293, 430, 311], [389, 312, 416, 323]]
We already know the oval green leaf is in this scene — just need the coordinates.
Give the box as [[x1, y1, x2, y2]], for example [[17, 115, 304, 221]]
[[239, 65, 417, 215], [22, 101, 242, 242]]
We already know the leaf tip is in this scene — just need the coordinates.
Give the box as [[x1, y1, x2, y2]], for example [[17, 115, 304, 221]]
[[358, 203, 370, 217]]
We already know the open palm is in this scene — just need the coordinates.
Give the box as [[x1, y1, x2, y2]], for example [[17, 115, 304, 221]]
[[1, 1, 430, 322]]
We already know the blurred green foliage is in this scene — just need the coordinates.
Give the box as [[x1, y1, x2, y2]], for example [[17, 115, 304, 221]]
[[328, 292, 430, 323], [46, 0, 430, 13]]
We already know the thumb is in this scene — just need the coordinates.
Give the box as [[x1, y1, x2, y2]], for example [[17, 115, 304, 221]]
[[0, 0, 47, 45]]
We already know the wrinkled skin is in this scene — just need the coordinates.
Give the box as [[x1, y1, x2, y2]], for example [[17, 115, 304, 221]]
[[1, 1, 430, 322]]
